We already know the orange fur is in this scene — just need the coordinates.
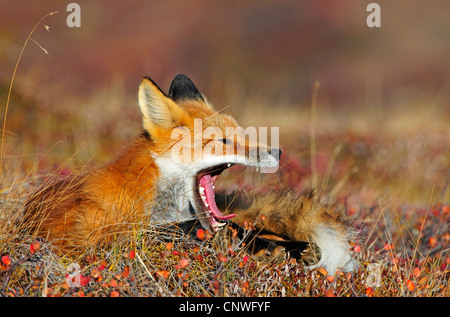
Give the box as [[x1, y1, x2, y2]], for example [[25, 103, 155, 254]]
[[24, 134, 160, 252]]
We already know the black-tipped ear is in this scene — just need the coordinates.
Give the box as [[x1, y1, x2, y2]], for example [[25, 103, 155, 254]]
[[138, 77, 188, 133], [168, 74, 205, 102]]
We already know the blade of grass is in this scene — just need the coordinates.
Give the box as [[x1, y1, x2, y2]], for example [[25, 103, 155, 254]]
[[136, 251, 173, 297], [1, 11, 58, 183]]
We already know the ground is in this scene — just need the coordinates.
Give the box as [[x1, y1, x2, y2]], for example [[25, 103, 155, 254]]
[[0, 85, 448, 297]]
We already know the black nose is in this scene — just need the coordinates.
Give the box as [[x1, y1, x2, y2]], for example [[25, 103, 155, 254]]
[[272, 148, 282, 160]]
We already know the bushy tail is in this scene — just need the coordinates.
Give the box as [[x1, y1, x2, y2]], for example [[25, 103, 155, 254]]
[[216, 189, 358, 274]]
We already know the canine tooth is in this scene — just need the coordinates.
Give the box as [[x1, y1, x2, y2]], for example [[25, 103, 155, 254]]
[[227, 163, 231, 167], [212, 222, 226, 231]]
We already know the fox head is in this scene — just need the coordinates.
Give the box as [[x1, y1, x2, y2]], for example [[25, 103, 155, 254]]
[[138, 74, 281, 232]]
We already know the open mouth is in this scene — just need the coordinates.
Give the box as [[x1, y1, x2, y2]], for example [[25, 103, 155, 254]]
[[196, 163, 236, 231]]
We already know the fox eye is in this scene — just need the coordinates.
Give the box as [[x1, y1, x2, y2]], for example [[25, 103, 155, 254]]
[[220, 138, 232, 145]]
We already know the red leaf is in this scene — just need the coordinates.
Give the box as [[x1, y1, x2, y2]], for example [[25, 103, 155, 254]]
[[122, 265, 130, 278], [98, 259, 108, 271], [365, 287, 374, 297], [196, 229, 206, 240], [406, 279, 415, 291], [428, 237, 437, 246], [318, 267, 328, 276], [442, 205, 449, 215], [91, 268, 101, 279], [128, 250, 136, 259], [157, 270, 170, 279], [30, 241, 41, 254], [1, 255, 11, 266], [383, 243, 394, 251], [180, 258, 189, 268], [79, 275, 91, 287]]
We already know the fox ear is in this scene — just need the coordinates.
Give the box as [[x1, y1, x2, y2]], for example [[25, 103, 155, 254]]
[[138, 77, 187, 133], [168, 74, 206, 102]]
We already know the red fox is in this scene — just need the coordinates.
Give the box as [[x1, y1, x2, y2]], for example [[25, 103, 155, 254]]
[[23, 74, 356, 274]]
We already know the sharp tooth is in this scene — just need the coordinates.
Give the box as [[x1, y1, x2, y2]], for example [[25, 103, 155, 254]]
[[212, 222, 226, 231], [199, 187, 205, 194], [212, 185, 215, 190], [204, 202, 209, 207], [227, 163, 231, 167]]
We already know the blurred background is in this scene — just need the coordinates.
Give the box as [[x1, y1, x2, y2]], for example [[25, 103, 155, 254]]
[[0, 0, 449, 202], [2, 1, 448, 103]]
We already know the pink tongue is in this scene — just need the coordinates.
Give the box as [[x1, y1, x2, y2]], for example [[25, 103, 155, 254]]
[[199, 174, 236, 220]]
